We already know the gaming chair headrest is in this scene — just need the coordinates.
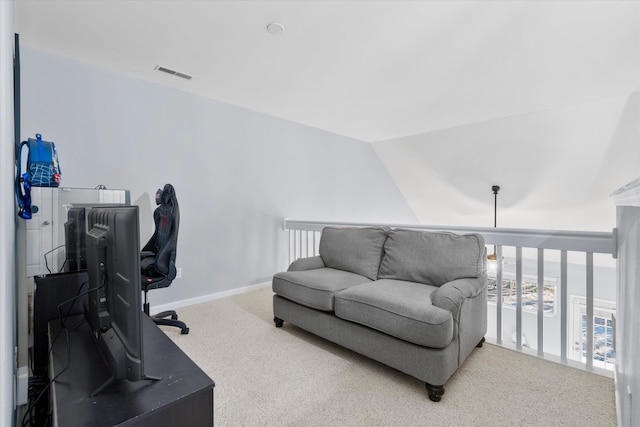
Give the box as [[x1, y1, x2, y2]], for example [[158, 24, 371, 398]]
[[155, 183, 176, 206]]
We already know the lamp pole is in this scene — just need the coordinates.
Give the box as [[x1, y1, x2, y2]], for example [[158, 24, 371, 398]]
[[492, 185, 500, 228], [489, 185, 500, 260]]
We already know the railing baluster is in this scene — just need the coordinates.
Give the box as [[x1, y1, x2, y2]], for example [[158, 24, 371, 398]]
[[538, 248, 544, 356], [586, 252, 594, 370], [560, 250, 568, 364], [294, 230, 299, 261], [294, 230, 297, 262], [516, 247, 523, 350], [496, 245, 503, 345], [313, 231, 317, 256], [300, 231, 304, 259]]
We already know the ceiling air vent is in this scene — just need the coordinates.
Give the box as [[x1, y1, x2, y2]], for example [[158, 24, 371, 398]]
[[154, 65, 193, 80]]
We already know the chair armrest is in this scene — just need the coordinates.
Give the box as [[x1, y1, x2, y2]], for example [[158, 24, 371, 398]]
[[431, 274, 488, 317], [287, 256, 325, 272], [141, 251, 155, 259]]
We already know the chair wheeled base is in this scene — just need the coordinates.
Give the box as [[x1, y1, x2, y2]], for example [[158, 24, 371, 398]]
[[143, 301, 189, 335]]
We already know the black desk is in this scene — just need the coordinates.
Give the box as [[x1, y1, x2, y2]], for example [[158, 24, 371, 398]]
[[49, 315, 215, 426]]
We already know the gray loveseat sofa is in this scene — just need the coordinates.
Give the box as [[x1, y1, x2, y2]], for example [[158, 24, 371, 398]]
[[272, 227, 488, 401]]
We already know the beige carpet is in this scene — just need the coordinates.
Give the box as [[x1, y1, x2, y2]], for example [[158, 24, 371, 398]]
[[162, 286, 617, 426]]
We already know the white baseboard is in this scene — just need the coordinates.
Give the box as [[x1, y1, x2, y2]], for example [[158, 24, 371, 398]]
[[149, 281, 271, 315]]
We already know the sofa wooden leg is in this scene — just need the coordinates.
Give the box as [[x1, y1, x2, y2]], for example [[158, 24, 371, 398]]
[[425, 383, 445, 402], [477, 337, 486, 348], [274, 317, 284, 328]]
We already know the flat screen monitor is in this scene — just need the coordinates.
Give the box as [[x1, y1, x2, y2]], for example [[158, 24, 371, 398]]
[[64, 207, 87, 272], [85, 205, 155, 395]]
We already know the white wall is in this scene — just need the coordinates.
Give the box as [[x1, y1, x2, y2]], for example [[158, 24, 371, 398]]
[[0, 1, 15, 424], [373, 93, 640, 232], [19, 46, 418, 307]]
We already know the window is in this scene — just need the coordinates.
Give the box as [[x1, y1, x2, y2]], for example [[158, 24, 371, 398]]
[[487, 274, 557, 315], [570, 296, 616, 370]]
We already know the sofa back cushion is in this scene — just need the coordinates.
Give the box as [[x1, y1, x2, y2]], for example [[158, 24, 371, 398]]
[[378, 229, 486, 286], [319, 227, 387, 280]]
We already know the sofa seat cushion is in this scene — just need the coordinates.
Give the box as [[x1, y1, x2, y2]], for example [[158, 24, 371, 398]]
[[334, 279, 454, 348], [273, 268, 372, 311]]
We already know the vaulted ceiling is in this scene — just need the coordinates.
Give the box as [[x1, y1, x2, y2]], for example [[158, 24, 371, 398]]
[[13, 0, 640, 142]]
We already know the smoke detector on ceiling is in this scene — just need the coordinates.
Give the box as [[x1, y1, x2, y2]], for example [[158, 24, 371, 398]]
[[154, 65, 193, 80], [266, 22, 285, 35]]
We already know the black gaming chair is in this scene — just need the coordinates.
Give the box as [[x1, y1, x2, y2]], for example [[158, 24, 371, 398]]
[[140, 184, 189, 334]]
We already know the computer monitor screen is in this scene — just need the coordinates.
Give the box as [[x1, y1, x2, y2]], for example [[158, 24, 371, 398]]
[[64, 207, 87, 272], [85, 205, 146, 394]]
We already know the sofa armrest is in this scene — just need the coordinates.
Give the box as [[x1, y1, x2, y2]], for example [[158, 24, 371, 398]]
[[287, 256, 325, 272], [431, 274, 488, 317]]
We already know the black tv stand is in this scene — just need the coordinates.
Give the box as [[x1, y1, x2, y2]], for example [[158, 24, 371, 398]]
[[49, 314, 214, 426]]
